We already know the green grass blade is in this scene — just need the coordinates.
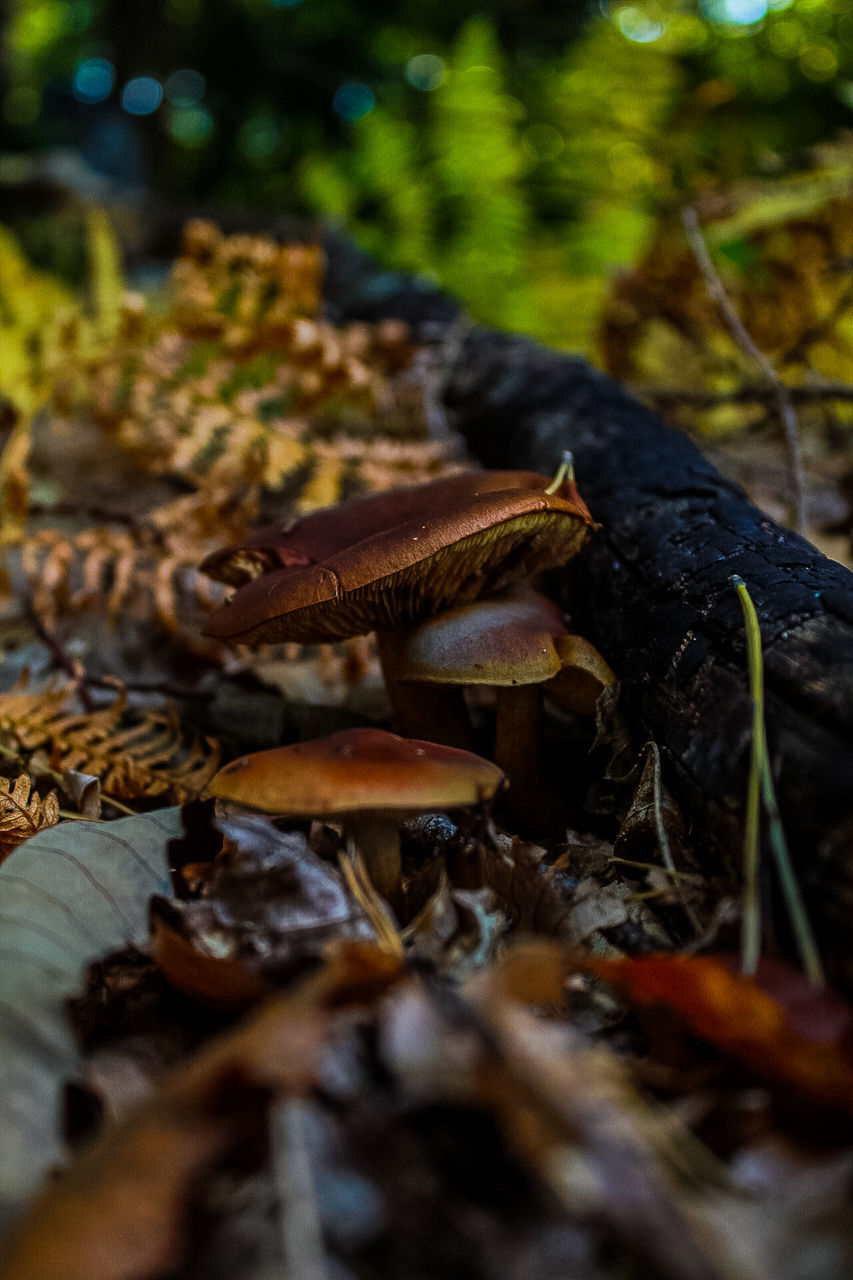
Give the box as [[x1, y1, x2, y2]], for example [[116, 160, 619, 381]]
[[732, 575, 824, 987]]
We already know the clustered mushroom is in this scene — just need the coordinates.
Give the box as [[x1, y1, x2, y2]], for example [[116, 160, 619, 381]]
[[200, 460, 613, 903], [391, 585, 614, 825]]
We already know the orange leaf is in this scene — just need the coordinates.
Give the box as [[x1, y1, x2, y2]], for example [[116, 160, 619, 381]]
[[589, 954, 853, 1115]]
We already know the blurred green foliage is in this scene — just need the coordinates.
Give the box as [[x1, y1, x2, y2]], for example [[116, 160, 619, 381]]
[[1, 0, 852, 350]]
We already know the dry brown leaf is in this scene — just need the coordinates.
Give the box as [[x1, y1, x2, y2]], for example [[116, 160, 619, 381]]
[[150, 812, 377, 1007], [589, 953, 853, 1118], [0, 774, 59, 859], [0, 681, 220, 807], [0, 938, 404, 1280]]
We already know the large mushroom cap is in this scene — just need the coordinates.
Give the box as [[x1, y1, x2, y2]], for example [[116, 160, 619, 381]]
[[202, 470, 594, 644], [209, 728, 505, 815], [395, 588, 570, 687], [201, 470, 570, 587]]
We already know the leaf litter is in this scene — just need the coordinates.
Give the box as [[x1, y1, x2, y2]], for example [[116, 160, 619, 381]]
[[0, 224, 852, 1279], [0, 792, 850, 1280]]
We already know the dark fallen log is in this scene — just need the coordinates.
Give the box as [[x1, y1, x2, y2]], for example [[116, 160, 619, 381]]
[[324, 240, 853, 988]]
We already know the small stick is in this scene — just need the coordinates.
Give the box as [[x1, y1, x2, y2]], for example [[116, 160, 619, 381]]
[[645, 741, 704, 935], [83, 673, 216, 701], [640, 382, 853, 408], [100, 794, 137, 816], [24, 598, 94, 712], [683, 206, 807, 536]]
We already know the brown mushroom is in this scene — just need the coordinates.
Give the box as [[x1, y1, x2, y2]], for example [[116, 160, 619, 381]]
[[201, 468, 588, 588], [209, 728, 505, 909], [200, 467, 594, 644], [548, 634, 616, 717], [392, 587, 614, 829]]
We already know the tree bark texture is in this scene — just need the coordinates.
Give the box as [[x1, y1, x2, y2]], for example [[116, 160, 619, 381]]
[[325, 241, 853, 987]]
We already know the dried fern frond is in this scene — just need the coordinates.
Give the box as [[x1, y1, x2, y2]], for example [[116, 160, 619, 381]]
[[18, 524, 230, 658], [0, 773, 60, 860], [0, 681, 220, 808], [57, 706, 220, 803], [6, 221, 462, 670]]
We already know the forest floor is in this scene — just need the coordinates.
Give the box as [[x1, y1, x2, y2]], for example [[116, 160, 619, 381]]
[[1, 220, 853, 1280]]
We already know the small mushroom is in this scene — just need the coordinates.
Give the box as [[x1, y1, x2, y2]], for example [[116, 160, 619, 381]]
[[208, 728, 505, 909], [200, 468, 594, 644], [393, 587, 613, 829]]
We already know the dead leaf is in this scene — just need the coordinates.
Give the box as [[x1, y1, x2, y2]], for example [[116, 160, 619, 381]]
[[402, 871, 506, 975], [616, 742, 690, 867], [0, 979, 331, 1280], [457, 833, 632, 948], [0, 680, 220, 808], [0, 806, 180, 1225], [0, 774, 59, 860], [150, 812, 376, 1007], [590, 954, 853, 1117]]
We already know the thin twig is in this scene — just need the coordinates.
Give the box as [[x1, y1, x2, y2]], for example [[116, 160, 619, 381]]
[[24, 598, 94, 712], [734, 578, 764, 977], [83, 673, 216, 701], [101, 794, 138, 816], [639, 382, 853, 408], [645, 742, 704, 935], [682, 206, 808, 535]]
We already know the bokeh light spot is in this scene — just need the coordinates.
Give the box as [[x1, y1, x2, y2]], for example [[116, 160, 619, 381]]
[[462, 64, 498, 87], [72, 57, 115, 104], [121, 76, 163, 115], [165, 0, 201, 24], [607, 141, 654, 189], [703, 0, 768, 25], [332, 81, 375, 121], [270, 0, 304, 8], [165, 68, 205, 106], [799, 44, 839, 81], [766, 19, 803, 55], [168, 103, 213, 147], [13, 1, 67, 56], [615, 7, 665, 43], [522, 123, 564, 161], [404, 54, 446, 91]]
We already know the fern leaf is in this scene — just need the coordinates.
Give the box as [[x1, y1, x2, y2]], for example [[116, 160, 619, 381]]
[[0, 682, 219, 808], [0, 774, 60, 859]]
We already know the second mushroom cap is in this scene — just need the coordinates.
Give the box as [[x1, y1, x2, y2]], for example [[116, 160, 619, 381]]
[[209, 727, 506, 815]]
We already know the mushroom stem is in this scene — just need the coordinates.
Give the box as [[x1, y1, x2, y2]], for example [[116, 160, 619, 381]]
[[494, 686, 568, 833], [346, 813, 403, 912], [375, 629, 474, 749]]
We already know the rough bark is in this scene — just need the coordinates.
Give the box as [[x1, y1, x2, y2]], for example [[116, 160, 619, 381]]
[[324, 241, 853, 988]]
